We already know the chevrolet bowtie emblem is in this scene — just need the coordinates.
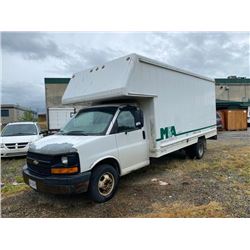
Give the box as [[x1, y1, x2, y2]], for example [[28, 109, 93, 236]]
[[33, 160, 39, 165]]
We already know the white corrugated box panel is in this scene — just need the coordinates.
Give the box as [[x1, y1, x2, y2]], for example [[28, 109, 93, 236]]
[[48, 107, 75, 130]]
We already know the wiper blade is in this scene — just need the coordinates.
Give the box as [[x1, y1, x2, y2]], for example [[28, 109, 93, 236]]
[[62, 131, 87, 135], [4, 133, 33, 136]]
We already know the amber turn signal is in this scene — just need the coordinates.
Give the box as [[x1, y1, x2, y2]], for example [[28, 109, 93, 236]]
[[51, 166, 78, 174]]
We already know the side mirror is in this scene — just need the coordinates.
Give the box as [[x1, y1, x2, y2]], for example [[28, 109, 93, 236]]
[[39, 130, 47, 136], [135, 109, 144, 129]]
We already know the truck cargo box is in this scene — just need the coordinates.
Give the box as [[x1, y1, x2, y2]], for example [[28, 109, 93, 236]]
[[63, 54, 217, 157], [48, 107, 75, 131]]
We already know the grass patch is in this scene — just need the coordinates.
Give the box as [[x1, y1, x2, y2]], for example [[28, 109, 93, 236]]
[[1, 183, 29, 196], [141, 201, 227, 218], [15, 175, 24, 183], [1, 157, 27, 197], [1, 157, 26, 183]]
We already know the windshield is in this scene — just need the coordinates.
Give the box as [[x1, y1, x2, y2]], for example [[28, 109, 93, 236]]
[[60, 107, 118, 136], [1, 124, 38, 137]]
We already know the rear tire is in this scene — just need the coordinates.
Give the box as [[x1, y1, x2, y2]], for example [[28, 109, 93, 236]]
[[186, 138, 206, 159], [88, 164, 119, 203]]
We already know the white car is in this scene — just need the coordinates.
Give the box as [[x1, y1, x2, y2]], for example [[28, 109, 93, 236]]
[[0, 122, 43, 157]]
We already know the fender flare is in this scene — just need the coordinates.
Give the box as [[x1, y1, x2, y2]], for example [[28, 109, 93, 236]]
[[89, 156, 121, 175]]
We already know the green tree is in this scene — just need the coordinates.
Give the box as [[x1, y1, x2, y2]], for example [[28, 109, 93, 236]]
[[20, 111, 37, 122]]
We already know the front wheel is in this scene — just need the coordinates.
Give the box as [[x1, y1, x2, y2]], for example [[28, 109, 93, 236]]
[[88, 164, 119, 203]]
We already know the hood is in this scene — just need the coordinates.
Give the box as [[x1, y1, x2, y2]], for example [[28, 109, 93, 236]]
[[28, 134, 100, 155], [0, 135, 39, 144]]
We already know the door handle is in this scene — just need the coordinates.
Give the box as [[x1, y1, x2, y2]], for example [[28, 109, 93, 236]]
[[142, 131, 146, 140]]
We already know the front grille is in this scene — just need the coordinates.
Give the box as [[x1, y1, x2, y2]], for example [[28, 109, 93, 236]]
[[5, 143, 16, 149], [26, 151, 80, 177], [5, 142, 29, 149], [27, 152, 54, 176], [18, 142, 29, 148]]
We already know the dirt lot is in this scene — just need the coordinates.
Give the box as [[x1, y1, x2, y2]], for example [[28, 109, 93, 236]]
[[1, 130, 250, 218]]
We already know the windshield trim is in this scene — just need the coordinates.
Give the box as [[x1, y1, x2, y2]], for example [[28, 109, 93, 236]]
[[106, 107, 121, 135]]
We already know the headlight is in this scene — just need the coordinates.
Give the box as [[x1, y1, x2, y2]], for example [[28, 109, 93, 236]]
[[61, 156, 68, 165], [0, 143, 4, 148], [51, 154, 80, 175]]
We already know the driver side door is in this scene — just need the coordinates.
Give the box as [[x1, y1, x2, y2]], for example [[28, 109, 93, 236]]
[[113, 107, 149, 175]]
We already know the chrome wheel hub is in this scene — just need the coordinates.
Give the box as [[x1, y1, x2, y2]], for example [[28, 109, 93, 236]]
[[98, 172, 115, 196]]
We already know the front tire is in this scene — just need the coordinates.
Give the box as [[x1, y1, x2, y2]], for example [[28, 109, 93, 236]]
[[88, 164, 119, 203]]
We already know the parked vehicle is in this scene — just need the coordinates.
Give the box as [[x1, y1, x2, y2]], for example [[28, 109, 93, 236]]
[[23, 54, 217, 202], [216, 112, 223, 130], [1, 122, 43, 157], [47, 107, 75, 133]]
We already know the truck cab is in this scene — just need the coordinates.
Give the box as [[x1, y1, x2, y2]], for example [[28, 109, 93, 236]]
[[23, 104, 149, 202]]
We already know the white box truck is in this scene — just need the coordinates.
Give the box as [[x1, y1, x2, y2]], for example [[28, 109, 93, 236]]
[[47, 107, 75, 132], [23, 54, 217, 202]]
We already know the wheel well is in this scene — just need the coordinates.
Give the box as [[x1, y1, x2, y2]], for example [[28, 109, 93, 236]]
[[92, 158, 121, 176], [198, 135, 206, 141], [198, 136, 207, 148]]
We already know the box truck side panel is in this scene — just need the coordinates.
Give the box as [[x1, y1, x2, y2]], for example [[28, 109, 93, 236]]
[[137, 98, 157, 153], [128, 56, 216, 157]]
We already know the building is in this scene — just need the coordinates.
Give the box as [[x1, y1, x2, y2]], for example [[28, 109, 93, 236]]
[[1, 104, 37, 126], [44, 78, 71, 109], [44, 77, 87, 110], [215, 76, 250, 102], [37, 113, 47, 130], [44, 78, 86, 130], [215, 76, 250, 129]]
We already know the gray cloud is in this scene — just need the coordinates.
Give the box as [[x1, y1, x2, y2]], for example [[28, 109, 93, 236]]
[[145, 32, 250, 77], [1, 32, 250, 113], [1, 32, 68, 60], [59, 47, 126, 75], [1, 80, 45, 113], [58, 32, 250, 78]]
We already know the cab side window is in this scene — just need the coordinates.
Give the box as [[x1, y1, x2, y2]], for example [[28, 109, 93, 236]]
[[117, 110, 136, 133]]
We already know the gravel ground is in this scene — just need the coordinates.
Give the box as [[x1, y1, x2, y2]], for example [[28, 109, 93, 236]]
[[1, 129, 250, 218]]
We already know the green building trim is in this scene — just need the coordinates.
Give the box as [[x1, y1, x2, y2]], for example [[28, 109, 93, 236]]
[[215, 78, 250, 85]]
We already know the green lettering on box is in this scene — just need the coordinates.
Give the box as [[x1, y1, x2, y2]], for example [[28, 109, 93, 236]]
[[156, 126, 176, 141]]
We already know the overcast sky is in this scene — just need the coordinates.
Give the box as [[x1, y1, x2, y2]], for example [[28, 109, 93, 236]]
[[1, 32, 250, 113]]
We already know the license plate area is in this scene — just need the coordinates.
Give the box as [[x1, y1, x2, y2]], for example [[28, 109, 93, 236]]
[[29, 179, 37, 190]]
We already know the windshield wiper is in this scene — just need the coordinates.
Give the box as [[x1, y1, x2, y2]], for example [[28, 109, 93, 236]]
[[61, 131, 88, 135], [3, 133, 35, 136]]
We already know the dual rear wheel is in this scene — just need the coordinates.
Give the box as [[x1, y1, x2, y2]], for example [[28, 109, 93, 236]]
[[185, 138, 206, 159]]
